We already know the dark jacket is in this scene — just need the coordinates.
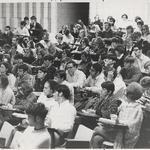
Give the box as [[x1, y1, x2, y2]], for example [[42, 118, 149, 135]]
[[95, 94, 120, 119]]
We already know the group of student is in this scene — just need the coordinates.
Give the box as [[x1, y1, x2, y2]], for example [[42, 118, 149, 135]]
[[0, 13, 150, 148]]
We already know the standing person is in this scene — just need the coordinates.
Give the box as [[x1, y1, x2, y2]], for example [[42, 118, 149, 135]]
[[141, 25, 150, 43], [29, 16, 43, 42], [24, 16, 30, 30]]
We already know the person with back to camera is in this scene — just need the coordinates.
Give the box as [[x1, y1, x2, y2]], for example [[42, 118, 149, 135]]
[[12, 103, 51, 149]]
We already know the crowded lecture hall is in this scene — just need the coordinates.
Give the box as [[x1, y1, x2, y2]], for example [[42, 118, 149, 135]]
[[0, 0, 150, 149]]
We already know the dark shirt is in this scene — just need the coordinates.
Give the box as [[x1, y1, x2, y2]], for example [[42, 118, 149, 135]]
[[101, 29, 114, 39], [45, 65, 56, 80], [95, 94, 119, 119]]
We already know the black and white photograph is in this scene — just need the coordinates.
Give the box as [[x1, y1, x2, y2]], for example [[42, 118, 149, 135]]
[[0, 0, 149, 149]]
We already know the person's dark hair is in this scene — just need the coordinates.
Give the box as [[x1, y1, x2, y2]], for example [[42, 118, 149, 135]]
[[126, 25, 134, 33], [82, 37, 89, 46], [67, 60, 77, 68], [135, 16, 142, 22], [5, 26, 11, 30], [121, 14, 128, 19], [46, 80, 59, 93], [101, 81, 115, 94], [19, 81, 33, 97], [57, 84, 70, 100], [111, 37, 119, 44], [0, 62, 12, 75], [20, 21, 26, 26], [43, 54, 54, 62], [14, 53, 24, 60], [124, 55, 135, 64], [35, 42, 45, 49], [64, 29, 70, 36], [18, 64, 28, 72], [0, 74, 9, 89], [24, 16, 29, 21], [92, 63, 102, 73], [30, 16, 37, 20], [104, 22, 111, 27], [26, 103, 48, 120], [137, 20, 144, 26], [126, 82, 143, 101], [55, 70, 66, 81], [115, 44, 125, 54], [109, 17, 115, 23]]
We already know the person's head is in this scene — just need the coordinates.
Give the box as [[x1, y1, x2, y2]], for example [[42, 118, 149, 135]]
[[5, 26, 11, 34], [26, 103, 48, 127], [140, 76, 150, 92], [135, 16, 142, 23], [54, 84, 71, 103], [79, 29, 85, 38], [37, 67, 47, 79], [0, 62, 12, 75], [133, 46, 142, 58], [42, 32, 49, 41], [104, 70, 117, 82], [142, 25, 150, 35], [14, 54, 24, 65], [20, 21, 26, 29], [66, 60, 78, 76], [114, 44, 125, 57], [30, 16, 37, 24], [90, 63, 102, 78], [36, 49, 45, 59], [24, 16, 29, 23], [43, 54, 54, 67], [64, 29, 70, 36], [81, 51, 89, 62], [104, 22, 111, 31], [144, 61, 150, 74], [137, 20, 144, 29], [17, 64, 28, 77], [56, 33, 63, 44], [81, 37, 89, 47], [126, 25, 134, 34], [121, 14, 128, 21], [54, 70, 66, 83], [18, 81, 33, 97], [124, 55, 135, 68], [131, 32, 142, 42], [111, 37, 119, 49], [12, 36, 19, 45], [109, 17, 115, 26], [43, 80, 58, 97], [101, 81, 115, 98], [0, 74, 9, 89], [35, 42, 45, 51], [104, 53, 116, 70], [126, 82, 143, 102]]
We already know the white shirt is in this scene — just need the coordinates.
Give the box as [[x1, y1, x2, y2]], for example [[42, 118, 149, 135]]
[[66, 69, 86, 88], [13, 126, 50, 149], [84, 72, 105, 94], [62, 80, 74, 105], [63, 33, 74, 44], [8, 73, 16, 90], [37, 93, 57, 111], [46, 100, 76, 132], [16, 27, 30, 36], [132, 52, 150, 73], [16, 44, 25, 55]]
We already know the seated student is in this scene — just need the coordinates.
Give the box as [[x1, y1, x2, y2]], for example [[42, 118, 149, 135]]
[[0, 62, 16, 90], [0, 74, 15, 107], [37, 80, 58, 112], [137, 76, 150, 106], [42, 55, 56, 80], [120, 55, 142, 85], [14, 81, 37, 111], [132, 46, 150, 74], [104, 70, 126, 95], [34, 67, 48, 92], [91, 82, 143, 148], [66, 60, 86, 88], [12, 103, 51, 149], [15, 64, 34, 88], [84, 63, 105, 94], [54, 70, 74, 104], [46, 84, 76, 146]]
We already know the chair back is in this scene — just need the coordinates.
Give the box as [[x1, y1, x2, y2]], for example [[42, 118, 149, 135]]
[[0, 121, 15, 148]]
